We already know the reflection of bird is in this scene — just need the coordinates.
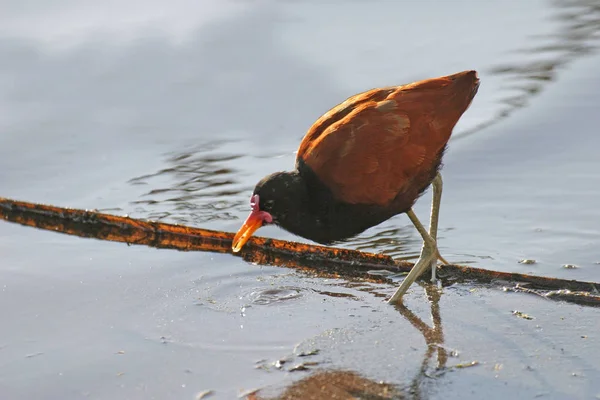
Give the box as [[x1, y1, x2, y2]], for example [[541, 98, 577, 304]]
[[233, 71, 480, 303]]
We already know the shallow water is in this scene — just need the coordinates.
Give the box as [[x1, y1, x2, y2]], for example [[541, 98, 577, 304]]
[[1, 0, 600, 399]]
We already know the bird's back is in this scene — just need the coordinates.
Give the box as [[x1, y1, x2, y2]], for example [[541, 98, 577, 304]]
[[296, 70, 479, 209]]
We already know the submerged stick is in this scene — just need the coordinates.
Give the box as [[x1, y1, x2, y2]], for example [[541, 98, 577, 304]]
[[1, 197, 598, 306], [0, 197, 401, 280]]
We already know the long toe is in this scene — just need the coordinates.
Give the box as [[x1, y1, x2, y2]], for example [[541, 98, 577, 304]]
[[437, 251, 449, 265], [388, 246, 437, 304], [432, 249, 448, 282]]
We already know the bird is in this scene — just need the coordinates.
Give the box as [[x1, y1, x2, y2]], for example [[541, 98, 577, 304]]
[[232, 70, 480, 304]]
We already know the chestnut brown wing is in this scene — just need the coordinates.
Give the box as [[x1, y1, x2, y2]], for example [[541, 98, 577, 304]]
[[297, 71, 478, 206], [297, 89, 448, 206]]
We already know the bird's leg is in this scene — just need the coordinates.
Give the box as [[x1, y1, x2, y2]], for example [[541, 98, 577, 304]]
[[428, 173, 445, 281], [387, 209, 441, 304], [387, 173, 447, 304], [406, 177, 448, 267]]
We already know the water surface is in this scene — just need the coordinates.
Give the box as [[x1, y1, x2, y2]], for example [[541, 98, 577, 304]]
[[1, 0, 600, 398]]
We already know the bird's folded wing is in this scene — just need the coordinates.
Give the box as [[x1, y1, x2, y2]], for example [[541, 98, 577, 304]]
[[298, 89, 446, 206]]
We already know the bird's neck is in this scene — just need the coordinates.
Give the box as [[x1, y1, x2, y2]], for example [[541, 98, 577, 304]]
[[275, 167, 391, 245], [272, 170, 331, 241]]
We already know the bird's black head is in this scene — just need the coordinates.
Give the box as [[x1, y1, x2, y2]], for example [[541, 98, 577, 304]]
[[232, 171, 307, 252], [253, 171, 306, 221]]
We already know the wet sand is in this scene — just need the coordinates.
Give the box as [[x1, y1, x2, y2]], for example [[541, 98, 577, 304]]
[[1, 0, 600, 398]]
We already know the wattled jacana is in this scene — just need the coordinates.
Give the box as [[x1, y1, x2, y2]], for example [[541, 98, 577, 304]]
[[232, 70, 480, 304]]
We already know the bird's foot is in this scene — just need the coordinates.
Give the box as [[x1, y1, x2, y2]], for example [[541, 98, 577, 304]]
[[388, 242, 438, 304], [431, 249, 449, 282], [437, 251, 449, 266]]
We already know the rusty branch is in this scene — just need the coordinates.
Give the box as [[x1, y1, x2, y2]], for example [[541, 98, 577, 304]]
[[1, 197, 598, 306]]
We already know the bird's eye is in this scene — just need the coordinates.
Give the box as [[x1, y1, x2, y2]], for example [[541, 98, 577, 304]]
[[264, 200, 274, 209]]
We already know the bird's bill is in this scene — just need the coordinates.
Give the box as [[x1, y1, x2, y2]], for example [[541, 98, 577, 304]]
[[232, 211, 264, 252]]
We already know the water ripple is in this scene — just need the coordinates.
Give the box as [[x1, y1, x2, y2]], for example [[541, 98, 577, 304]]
[[128, 140, 252, 224], [246, 287, 304, 306], [455, 0, 600, 140]]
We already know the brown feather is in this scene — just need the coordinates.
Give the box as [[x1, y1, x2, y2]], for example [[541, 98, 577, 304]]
[[297, 71, 479, 206]]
